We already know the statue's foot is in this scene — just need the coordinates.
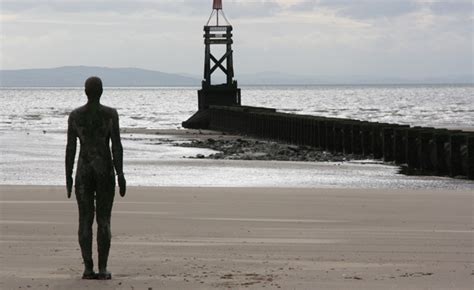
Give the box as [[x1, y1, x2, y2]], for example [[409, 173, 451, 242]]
[[97, 270, 112, 280], [82, 269, 97, 280]]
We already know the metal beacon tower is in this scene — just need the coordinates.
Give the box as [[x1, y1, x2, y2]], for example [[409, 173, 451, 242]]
[[182, 0, 241, 129]]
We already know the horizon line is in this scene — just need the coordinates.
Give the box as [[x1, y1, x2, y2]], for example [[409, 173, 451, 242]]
[[1, 83, 473, 89]]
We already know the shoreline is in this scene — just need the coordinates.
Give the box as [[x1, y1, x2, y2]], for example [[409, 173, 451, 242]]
[[1, 129, 473, 189]]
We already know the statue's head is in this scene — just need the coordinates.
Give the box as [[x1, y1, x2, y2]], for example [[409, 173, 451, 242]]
[[85, 76, 103, 101]]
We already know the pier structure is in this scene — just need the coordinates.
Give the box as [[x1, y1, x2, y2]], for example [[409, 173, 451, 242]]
[[203, 105, 474, 180], [181, 1, 473, 180]]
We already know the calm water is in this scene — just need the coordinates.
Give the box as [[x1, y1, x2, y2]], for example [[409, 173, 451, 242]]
[[1, 85, 473, 188], [1, 84, 473, 132]]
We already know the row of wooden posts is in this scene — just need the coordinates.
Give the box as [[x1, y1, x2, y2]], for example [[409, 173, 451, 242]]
[[207, 105, 474, 180]]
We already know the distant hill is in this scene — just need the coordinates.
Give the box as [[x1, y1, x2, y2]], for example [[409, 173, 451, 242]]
[[0, 66, 200, 87], [1, 66, 472, 87], [238, 72, 319, 85]]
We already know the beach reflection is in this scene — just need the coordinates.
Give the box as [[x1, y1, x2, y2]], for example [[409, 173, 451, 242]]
[[1, 130, 472, 190]]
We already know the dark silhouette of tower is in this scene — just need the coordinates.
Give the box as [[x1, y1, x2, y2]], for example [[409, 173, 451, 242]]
[[183, 0, 241, 128], [199, 0, 241, 110]]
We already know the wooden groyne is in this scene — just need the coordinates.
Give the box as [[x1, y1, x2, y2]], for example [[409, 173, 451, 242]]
[[184, 105, 474, 180]]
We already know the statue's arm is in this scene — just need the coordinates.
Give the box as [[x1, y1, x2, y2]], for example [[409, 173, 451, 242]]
[[65, 114, 77, 198], [111, 110, 123, 175], [112, 110, 126, 196]]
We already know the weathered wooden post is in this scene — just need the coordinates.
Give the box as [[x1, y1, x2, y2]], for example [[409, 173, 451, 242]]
[[282, 115, 289, 142], [342, 122, 353, 154], [418, 130, 435, 172], [286, 115, 296, 143], [383, 124, 403, 162], [319, 119, 328, 150], [305, 117, 311, 146], [327, 121, 336, 151], [256, 112, 263, 138], [295, 117, 302, 145], [275, 114, 283, 142], [267, 113, 275, 140], [311, 117, 320, 148], [467, 135, 474, 179], [238, 108, 246, 133], [382, 126, 395, 162], [257, 114, 264, 137], [372, 123, 387, 159], [393, 127, 408, 164], [360, 122, 373, 156], [298, 117, 305, 145], [267, 113, 275, 139], [247, 112, 255, 136], [235, 109, 243, 132], [432, 131, 450, 175], [333, 121, 344, 153], [448, 134, 464, 177], [299, 117, 306, 145], [262, 113, 268, 139], [406, 127, 422, 170], [351, 122, 362, 155], [304, 117, 312, 146]]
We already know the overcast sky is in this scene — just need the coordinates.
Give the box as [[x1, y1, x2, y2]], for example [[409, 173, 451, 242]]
[[0, 0, 472, 80]]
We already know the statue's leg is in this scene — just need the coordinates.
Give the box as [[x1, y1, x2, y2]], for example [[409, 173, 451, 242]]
[[75, 171, 96, 279], [96, 171, 115, 280]]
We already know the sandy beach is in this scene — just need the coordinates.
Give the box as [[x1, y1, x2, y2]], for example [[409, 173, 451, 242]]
[[1, 185, 472, 289], [2, 1, 473, 289], [1, 128, 473, 289]]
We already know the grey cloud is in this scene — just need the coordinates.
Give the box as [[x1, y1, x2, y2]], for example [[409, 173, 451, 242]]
[[1, 1, 208, 15], [288, 1, 318, 12], [3, 0, 471, 19], [225, 1, 283, 18], [428, 0, 473, 16], [1, 0, 283, 18], [291, 0, 473, 19], [299, 0, 421, 19]]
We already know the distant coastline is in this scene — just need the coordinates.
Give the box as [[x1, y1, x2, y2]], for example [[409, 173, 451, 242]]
[[1, 84, 472, 89], [1, 66, 472, 87]]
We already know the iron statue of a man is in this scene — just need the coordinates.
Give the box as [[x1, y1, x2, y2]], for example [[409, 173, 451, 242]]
[[65, 76, 126, 280]]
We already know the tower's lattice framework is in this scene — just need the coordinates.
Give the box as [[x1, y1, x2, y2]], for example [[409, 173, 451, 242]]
[[198, 0, 241, 110]]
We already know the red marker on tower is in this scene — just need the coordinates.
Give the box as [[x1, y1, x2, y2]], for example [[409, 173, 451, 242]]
[[213, 0, 223, 10]]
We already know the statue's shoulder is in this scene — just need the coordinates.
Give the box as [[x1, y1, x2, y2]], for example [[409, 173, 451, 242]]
[[69, 105, 87, 119], [100, 105, 118, 118]]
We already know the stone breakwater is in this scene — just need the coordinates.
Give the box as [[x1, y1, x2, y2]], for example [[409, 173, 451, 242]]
[[177, 137, 366, 162], [183, 105, 474, 180]]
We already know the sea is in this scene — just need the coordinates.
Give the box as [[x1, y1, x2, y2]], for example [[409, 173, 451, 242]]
[[1, 84, 473, 131], [1, 84, 473, 189]]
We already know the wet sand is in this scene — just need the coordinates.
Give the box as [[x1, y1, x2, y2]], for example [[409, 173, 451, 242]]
[[1, 185, 472, 289], [2, 129, 473, 189]]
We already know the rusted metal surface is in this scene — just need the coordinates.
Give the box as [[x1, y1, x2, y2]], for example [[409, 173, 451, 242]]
[[213, 0, 223, 10]]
